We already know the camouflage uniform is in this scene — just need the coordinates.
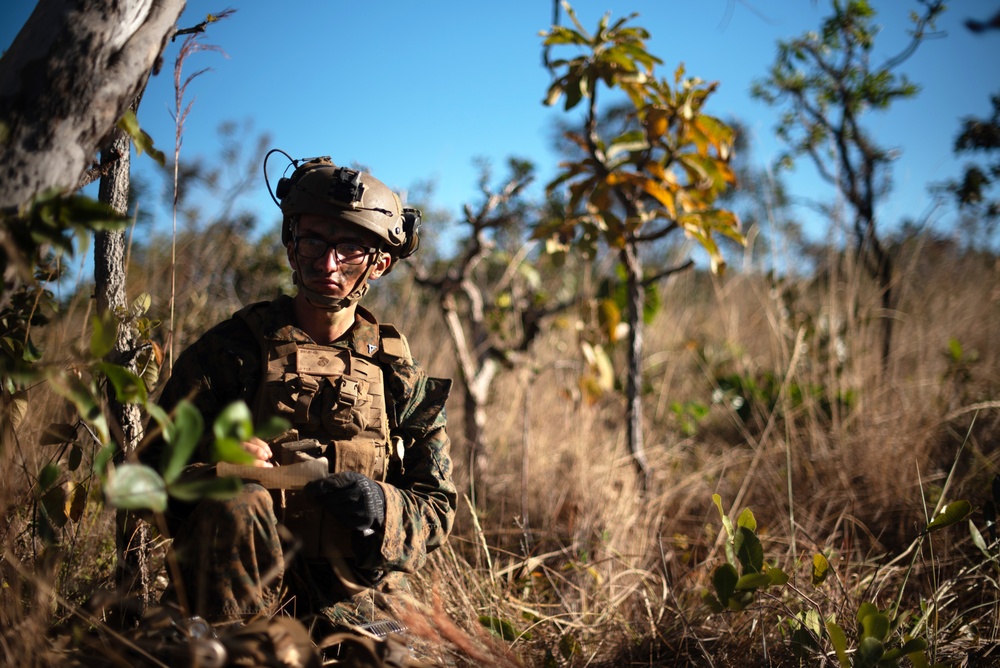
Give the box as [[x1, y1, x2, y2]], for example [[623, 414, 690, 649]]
[[147, 295, 456, 623]]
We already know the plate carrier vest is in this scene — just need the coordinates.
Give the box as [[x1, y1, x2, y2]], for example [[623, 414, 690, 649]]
[[235, 301, 411, 566]]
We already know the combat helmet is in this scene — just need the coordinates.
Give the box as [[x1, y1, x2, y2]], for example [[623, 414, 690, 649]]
[[272, 155, 420, 263]]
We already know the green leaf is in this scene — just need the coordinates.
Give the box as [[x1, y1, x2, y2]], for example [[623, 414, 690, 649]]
[[36, 462, 60, 495], [40, 422, 77, 445], [36, 511, 56, 545], [947, 337, 963, 362], [826, 621, 850, 668], [213, 437, 256, 465], [22, 336, 42, 362], [860, 611, 890, 643], [479, 615, 521, 641], [254, 416, 291, 443], [146, 402, 171, 433], [98, 362, 147, 404], [163, 400, 204, 484], [117, 110, 166, 166], [213, 401, 254, 447], [736, 507, 756, 531], [49, 373, 109, 445], [734, 526, 764, 574], [812, 552, 831, 586], [767, 567, 789, 586], [130, 292, 152, 318], [51, 373, 100, 422], [701, 589, 724, 613], [104, 463, 167, 512], [924, 500, 973, 534], [735, 573, 771, 590], [712, 563, 738, 604], [93, 441, 117, 476], [856, 601, 878, 625], [881, 646, 905, 662], [90, 312, 117, 359], [881, 639, 925, 664], [855, 636, 884, 668], [729, 590, 754, 612], [169, 476, 242, 502], [41, 485, 68, 528], [712, 494, 735, 540], [906, 641, 932, 668], [67, 444, 83, 472]]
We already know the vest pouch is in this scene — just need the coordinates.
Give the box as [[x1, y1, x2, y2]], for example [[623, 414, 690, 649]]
[[331, 439, 377, 479], [318, 377, 369, 438]]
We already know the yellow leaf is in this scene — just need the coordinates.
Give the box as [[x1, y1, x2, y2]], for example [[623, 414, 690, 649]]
[[812, 553, 831, 586], [597, 299, 621, 342], [645, 107, 669, 142], [592, 344, 615, 391], [9, 392, 28, 430], [578, 376, 603, 405]]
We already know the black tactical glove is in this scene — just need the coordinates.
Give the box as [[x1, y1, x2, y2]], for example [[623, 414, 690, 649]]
[[305, 471, 386, 536]]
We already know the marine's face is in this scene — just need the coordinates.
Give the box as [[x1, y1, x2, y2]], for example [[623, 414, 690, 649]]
[[287, 214, 390, 300]]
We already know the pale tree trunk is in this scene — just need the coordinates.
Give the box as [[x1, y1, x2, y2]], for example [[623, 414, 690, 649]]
[[439, 291, 501, 505], [0, 0, 185, 211], [96, 124, 152, 611]]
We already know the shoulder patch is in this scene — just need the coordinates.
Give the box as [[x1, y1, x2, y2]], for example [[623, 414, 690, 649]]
[[378, 324, 412, 365]]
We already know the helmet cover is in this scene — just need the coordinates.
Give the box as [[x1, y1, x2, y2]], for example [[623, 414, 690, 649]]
[[278, 158, 405, 249]]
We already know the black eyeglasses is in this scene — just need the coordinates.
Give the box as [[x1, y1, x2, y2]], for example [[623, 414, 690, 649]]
[[293, 237, 375, 264]]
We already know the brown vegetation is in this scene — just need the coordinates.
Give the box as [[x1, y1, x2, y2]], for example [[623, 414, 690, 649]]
[[2, 227, 998, 666]]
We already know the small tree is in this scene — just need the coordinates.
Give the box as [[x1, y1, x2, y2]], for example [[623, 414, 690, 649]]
[[538, 3, 742, 487], [414, 158, 577, 500], [945, 91, 1000, 242], [751, 0, 947, 369]]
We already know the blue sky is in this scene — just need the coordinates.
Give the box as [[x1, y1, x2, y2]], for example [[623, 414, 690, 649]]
[[3, 1, 998, 253]]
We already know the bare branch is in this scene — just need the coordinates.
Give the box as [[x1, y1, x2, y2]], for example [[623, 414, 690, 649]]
[[641, 259, 694, 287]]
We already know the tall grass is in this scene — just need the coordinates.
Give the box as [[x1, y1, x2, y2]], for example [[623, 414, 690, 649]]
[[2, 225, 997, 666]]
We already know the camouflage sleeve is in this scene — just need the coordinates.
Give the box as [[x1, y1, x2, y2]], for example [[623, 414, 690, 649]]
[[367, 361, 456, 574], [141, 317, 260, 469]]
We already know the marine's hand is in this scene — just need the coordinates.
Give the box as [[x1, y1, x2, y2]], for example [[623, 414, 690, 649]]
[[305, 472, 385, 536], [241, 436, 274, 468]]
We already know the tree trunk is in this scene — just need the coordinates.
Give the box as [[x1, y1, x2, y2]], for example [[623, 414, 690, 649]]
[[622, 242, 650, 490], [0, 0, 185, 211], [856, 215, 895, 372], [0, 0, 183, 614], [440, 299, 496, 505], [96, 125, 152, 613], [870, 238, 895, 373]]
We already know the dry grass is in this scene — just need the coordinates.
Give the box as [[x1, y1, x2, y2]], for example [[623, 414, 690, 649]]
[[2, 231, 998, 666]]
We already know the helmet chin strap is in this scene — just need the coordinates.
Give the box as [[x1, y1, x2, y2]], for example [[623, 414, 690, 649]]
[[292, 262, 376, 312]]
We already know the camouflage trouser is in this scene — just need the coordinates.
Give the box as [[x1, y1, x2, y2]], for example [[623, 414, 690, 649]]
[[164, 483, 394, 628], [165, 483, 285, 622]]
